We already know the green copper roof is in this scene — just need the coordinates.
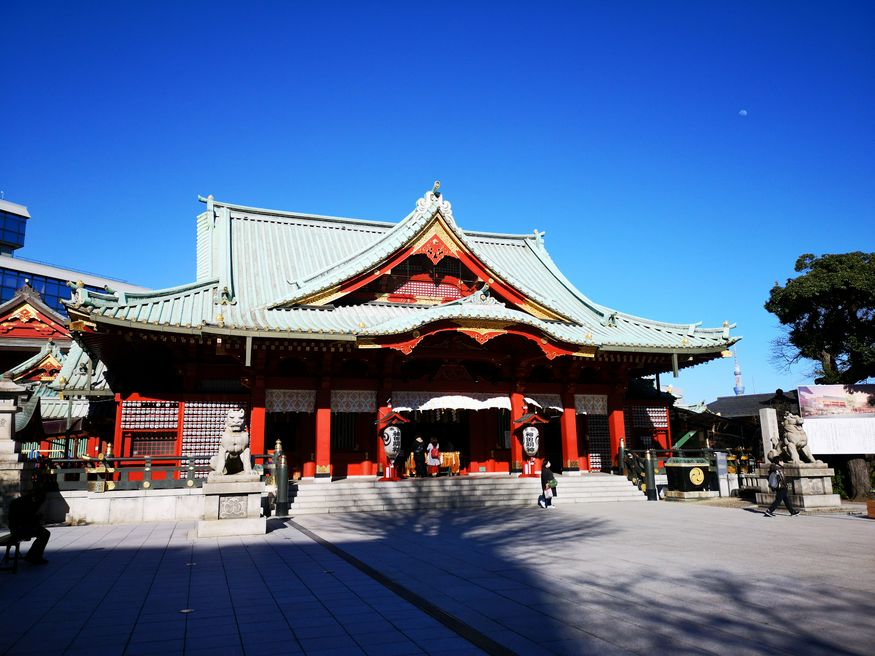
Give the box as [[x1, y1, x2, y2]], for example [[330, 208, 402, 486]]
[[51, 341, 111, 395], [67, 188, 739, 355], [5, 339, 65, 380]]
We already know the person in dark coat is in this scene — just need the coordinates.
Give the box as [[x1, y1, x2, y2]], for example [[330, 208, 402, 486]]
[[412, 436, 427, 479], [540, 459, 557, 508], [764, 462, 800, 517], [9, 489, 51, 564]]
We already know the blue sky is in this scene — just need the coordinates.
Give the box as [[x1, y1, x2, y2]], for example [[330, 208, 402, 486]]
[[2, 1, 873, 404]]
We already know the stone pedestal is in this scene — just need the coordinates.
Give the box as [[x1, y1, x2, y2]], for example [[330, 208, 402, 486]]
[[665, 490, 719, 501], [0, 399, 30, 526], [753, 465, 842, 510], [197, 475, 266, 537]]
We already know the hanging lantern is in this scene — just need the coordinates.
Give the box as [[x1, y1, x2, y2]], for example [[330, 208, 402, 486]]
[[382, 425, 402, 461], [522, 425, 540, 457]]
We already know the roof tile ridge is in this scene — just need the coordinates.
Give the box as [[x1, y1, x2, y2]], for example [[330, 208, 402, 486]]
[[294, 208, 420, 287], [614, 311, 735, 335], [204, 196, 395, 228], [110, 279, 221, 304], [269, 190, 448, 308], [519, 237, 612, 321], [448, 228, 581, 323]]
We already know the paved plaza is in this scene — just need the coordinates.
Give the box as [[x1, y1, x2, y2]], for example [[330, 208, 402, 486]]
[[1, 501, 873, 656]]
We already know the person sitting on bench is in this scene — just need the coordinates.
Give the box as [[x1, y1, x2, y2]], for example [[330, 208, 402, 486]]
[[9, 489, 50, 565]]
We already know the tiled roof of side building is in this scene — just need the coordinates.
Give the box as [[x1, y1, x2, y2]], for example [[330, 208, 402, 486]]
[[707, 391, 799, 418], [5, 340, 65, 380], [50, 341, 111, 395]]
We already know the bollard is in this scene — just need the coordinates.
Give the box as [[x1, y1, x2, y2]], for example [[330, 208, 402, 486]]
[[645, 449, 658, 501], [617, 439, 626, 478], [275, 454, 290, 516]]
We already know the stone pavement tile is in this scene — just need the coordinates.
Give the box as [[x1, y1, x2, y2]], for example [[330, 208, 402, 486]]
[[292, 621, 348, 639], [359, 637, 424, 656], [355, 629, 415, 646], [125, 638, 185, 655], [239, 627, 297, 643], [339, 618, 396, 636], [131, 622, 186, 641], [238, 619, 293, 633], [284, 613, 343, 629], [409, 636, 483, 654], [297, 634, 363, 653], [186, 620, 242, 639], [248, 643, 306, 656], [427, 646, 487, 656], [186, 646, 246, 656], [186, 633, 245, 651], [66, 635, 131, 652], [303, 646, 366, 656]]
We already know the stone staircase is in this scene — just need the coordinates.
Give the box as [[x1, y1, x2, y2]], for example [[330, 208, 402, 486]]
[[287, 473, 645, 515]]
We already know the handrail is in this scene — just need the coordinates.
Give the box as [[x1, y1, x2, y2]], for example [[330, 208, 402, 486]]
[[45, 453, 278, 492]]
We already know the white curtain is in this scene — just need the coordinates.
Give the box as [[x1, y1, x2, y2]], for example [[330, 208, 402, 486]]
[[392, 391, 511, 412]]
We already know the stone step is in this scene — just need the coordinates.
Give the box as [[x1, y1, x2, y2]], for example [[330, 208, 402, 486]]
[[287, 474, 645, 514]]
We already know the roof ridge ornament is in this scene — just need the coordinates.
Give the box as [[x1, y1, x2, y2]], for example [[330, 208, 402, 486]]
[[601, 311, 618, 328], [415, 182, 455, 228], [459, 284, 504, 307]]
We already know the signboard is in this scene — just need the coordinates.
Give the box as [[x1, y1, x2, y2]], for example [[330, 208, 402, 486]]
[[796, 385, 875, 455], [798, 385, 875, 418]]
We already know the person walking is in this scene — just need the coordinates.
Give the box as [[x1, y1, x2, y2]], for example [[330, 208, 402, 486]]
[[540, 459, 557, 508], [764, 462, 800, 517]]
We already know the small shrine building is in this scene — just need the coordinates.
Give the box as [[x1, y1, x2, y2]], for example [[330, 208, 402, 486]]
[[65, 187, 739, 479]]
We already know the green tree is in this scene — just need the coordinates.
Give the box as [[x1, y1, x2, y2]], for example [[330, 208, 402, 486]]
[[765, 252, 875, 384], [766, 252, 875, 500]]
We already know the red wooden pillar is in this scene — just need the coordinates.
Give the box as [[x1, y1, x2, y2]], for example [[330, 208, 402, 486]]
[[113, 393, 125, 457], [249, 376, 266, 456], [560, 389, 580, 471], [314, 387, 331, 479], [608, 390, 626, 471], [510, 391, 525, 473], [376, 399, 390, 477]]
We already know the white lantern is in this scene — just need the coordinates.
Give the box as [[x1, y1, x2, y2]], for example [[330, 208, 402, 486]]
[[382, 425, 402, 461], [522, 425, 540, 457]]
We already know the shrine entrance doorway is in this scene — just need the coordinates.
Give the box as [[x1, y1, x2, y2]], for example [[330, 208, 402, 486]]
[[402, 408, 470, 475]]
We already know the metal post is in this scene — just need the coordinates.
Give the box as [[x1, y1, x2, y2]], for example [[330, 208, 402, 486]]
[[645, 449, 658, 501], [618, 439, 626, 478], [275, 454, 290, 516]]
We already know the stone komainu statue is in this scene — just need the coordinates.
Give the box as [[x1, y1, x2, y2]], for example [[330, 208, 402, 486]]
[[768, 412, 817, 464], [209, 407, 253, 476]]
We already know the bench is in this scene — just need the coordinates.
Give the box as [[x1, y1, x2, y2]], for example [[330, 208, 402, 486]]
[[0, 532, 24, 573]]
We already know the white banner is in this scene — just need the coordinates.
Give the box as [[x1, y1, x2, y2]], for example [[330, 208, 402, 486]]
[[804, 417, 875, 455]]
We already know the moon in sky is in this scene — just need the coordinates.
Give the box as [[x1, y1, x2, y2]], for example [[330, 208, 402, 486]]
[[738, 109, 748, 117]]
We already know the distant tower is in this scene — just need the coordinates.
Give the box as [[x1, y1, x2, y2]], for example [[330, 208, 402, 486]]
[[733, 350, 745, 396]]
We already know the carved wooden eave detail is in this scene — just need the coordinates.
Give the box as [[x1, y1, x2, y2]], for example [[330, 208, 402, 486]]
[[0, 302, 69, 338], [357, 319, 598, 361]]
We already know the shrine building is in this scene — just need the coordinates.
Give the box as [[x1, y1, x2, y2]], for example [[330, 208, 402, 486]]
[[65, 187, 739, 479]]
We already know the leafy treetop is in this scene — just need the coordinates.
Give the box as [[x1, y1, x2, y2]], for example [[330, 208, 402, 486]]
[[765, 252, 875, 384]]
